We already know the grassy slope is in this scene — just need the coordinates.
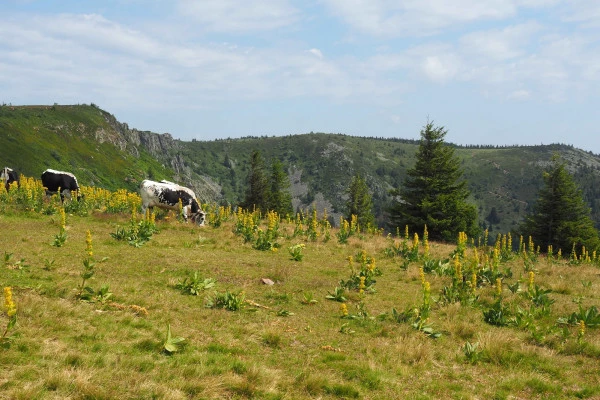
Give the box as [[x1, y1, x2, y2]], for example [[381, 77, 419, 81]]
[[1, 206, 600, 399], [0, 105, 172, 192]]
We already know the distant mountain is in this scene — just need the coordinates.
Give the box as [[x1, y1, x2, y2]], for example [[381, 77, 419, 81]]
[[2, 104, 600, 233]]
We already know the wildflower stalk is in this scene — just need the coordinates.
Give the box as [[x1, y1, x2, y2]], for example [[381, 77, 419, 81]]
[[578, 320, 586, 344], [52, 206, 68, 247], [77, 230, 96, 299], [2, 287, 17, 342]]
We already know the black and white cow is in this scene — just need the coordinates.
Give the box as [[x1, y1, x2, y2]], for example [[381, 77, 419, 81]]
[[1, 167, 19, 192], [41, 169, 81, 201], [140, 179, 206, 225]]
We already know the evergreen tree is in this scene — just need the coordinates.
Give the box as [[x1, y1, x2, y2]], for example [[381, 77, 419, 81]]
[[268, 159, 293, 216], [486, 207, 501, 225], [520, 154, 600, 254], [241, 150, 269, 212], [389, 121, 478, 241], [345, 174, 375, 229]]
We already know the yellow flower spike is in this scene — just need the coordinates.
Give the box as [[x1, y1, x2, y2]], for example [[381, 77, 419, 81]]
[[579, 320, 586, 337], [493, 248, 500, 267], [59, 207, 66, 230], [471, 273, 477, 294], [85, 230, 93, 258], [528, 271, 535, 291], [495, 278, 502, 296], [368, 258, 375, 272], [419, 267, 425, 286], [359, 276, 366, 294], [4, 287, 16, 317], [423, 225, 430, 257], [405, 225, 409, 241], [340, 303, 348, 317], [454, 255, 462, 279], [423, 281, 431, 307], [528, 236, 534, 253]]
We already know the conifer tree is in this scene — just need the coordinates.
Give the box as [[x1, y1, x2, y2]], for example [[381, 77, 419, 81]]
[[389, 121, 478, 241], [241, 150, 269, 212], [268, 159, 293, 216], [345, 174, 375, 229], [520, 154, 600, 254]]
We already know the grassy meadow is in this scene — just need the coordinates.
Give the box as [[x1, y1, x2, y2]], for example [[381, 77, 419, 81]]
[[1, 183, 600, 399]]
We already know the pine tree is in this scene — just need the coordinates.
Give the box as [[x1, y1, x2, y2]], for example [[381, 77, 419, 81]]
[[345, 174, 375, 229], [241, 150, 269, 212], [520, 154, 600, 254], [389, 121, 478, 241], [268, 159, 293, 216]]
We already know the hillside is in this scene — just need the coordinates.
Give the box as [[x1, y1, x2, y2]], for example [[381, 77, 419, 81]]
[[2, 104, 600, 232], [0, 104, 172, 193]]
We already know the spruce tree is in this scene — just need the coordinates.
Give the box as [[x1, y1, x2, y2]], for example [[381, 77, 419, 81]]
[[345, 174, 375, 229], [520, 154, 600, 254], [268, 159, 293, 216], [389, 121, 478, 241], [242, 150, 269, 212]]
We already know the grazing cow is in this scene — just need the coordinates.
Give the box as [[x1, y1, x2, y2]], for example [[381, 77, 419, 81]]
[[1, 167, 19, 192], [41, 169, 81, 201], [140, 179, 206, 225]]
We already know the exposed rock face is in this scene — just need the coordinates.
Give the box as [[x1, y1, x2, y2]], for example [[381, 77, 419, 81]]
[[289, 166, 340, 226], [93, 109, 222, 203]]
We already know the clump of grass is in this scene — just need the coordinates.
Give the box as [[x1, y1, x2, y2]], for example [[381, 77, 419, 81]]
[[206, 290, 245, 311], [262, 332, 281, 348], [175, 271, 216, 295]]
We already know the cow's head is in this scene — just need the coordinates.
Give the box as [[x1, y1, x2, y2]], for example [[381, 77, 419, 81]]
[[192, 210, 206, 226]]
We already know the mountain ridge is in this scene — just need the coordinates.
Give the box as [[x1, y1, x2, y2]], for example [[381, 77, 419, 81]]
[[2, 103, 599, 233]]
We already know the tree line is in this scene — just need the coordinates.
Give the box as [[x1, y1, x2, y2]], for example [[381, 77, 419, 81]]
[[241, 122, 600, 253]]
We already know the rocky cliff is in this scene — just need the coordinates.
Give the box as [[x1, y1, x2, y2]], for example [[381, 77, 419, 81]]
[[94, 109, 223, 203]]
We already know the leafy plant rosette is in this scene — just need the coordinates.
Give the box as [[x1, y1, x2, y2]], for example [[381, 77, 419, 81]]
[[163, 324, 185, 354]]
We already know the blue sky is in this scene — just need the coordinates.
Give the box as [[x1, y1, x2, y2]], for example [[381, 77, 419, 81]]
[[2, 0, 600, 153]]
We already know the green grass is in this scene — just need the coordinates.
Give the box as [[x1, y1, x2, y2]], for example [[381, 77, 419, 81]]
[[0, 104, 173, 193], [2, 205, 600, 399]]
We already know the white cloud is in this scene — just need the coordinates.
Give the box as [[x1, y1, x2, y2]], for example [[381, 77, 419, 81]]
[[321, 0, 546, 36], [1, 0, 599, 137], [0, 12, 387, 109], [460, 22, 541, 61], [175, 0, 299, 32], [308, 48, 323, 59], [422, 55, 459, 82], [507, 89, 531, 99], [561, 0, 600, 26]]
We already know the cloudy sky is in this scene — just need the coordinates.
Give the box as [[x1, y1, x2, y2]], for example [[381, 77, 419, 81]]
[[2, 0, 600, 153]]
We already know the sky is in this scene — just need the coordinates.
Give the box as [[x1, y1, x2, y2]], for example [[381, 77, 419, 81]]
[[2, 0, 600, 154]]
